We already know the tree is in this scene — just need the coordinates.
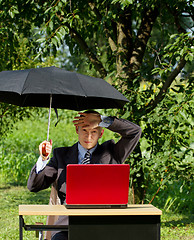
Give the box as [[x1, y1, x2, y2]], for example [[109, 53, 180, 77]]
[[1, 0, 193, 203], [34, 0, 194, 203]]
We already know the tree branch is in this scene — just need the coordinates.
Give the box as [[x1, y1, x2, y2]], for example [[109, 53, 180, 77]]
[[64, 21, 107, 78], [130, 7, 159, 72], [145, 57, 187, 114], [88, 2, 117, 52], [165, 3, 187, 34]]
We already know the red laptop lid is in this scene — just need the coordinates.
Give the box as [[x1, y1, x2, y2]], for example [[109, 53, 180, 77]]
[[66, 164, 130, 205]]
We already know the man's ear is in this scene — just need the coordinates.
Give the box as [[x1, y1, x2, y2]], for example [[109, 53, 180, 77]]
[[99, 129, 104, 138]]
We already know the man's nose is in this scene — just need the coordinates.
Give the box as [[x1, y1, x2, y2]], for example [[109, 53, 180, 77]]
[[86, 132, 92, 139]]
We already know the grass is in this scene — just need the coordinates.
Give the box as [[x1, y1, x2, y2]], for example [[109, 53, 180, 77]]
[[0, 182, 193, 240], [0, 182, 50, 240], [161, 213, 194, 239]]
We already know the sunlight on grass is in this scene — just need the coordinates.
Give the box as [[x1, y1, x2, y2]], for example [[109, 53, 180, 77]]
[[161, 213, 194, 239], [0, 183, 50, 239]]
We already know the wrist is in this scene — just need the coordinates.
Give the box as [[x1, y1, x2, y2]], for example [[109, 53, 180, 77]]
[[99, 116, 113, 127], [41, 155, 49, 161]]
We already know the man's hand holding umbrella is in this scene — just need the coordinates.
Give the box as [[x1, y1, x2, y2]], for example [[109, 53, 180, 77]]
[[39, 140, 52, 160]]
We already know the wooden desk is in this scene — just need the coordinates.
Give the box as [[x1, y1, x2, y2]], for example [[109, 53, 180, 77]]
[[19, 204, 162, 240]]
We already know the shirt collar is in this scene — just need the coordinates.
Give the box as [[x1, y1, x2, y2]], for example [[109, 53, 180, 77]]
[[78, 142, 98, 158]]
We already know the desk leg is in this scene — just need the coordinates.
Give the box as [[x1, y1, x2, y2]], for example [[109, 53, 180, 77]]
[[19, 215, 23, 240]]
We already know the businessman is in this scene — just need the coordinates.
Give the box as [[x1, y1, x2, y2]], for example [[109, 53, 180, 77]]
[[27, 111, 142, 240]]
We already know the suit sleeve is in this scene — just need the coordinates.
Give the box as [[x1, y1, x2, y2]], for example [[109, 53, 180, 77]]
[[107, 117, 142, 163], [27, 149, 58, 192]]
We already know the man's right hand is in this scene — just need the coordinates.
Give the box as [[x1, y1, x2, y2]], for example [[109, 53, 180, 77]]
[[39, 140, 52, 160], [73, 112, 101, 129]]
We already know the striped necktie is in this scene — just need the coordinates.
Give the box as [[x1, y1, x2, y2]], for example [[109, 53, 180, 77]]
[[81, 150, 91, 164]]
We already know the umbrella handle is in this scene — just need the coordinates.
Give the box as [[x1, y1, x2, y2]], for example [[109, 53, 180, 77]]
[[47, 94, 52, 141]]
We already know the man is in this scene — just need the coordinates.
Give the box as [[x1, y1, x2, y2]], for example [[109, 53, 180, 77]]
[[27, 111, 142, 240]]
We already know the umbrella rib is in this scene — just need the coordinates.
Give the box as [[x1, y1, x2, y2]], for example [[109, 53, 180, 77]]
[[20, 69, 32, 106], [76, 74, 87, 97]]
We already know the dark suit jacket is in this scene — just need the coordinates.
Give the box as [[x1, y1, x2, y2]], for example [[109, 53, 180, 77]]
[[27, 117, 141, 204], [27, 117, 141, 236]]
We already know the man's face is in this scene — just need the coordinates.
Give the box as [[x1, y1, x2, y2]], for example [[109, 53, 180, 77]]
[[76, 126, 104, 149]]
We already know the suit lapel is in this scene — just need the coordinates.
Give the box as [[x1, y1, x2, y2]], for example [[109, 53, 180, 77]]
[[91, 141, 112, 164], [91, 144, 104, 164], [65, 143, 79, 165]]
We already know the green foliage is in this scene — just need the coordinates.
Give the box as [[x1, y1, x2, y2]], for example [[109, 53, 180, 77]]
[[151, 33, 194, 77], [125, 78, 194, 206], [0, 103, 35, 137]]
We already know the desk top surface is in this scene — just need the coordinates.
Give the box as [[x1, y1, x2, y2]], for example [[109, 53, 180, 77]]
[[19, 204, 162, 216]]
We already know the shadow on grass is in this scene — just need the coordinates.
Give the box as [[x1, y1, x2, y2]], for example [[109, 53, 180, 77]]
[[20, 188, 51, 205], [162, 215, 194, 227], [0, 185, 11, 190], [0, 181, 51, 206]]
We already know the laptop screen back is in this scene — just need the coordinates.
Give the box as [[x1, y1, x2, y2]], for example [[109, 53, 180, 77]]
[[66, 164, 130, 206]]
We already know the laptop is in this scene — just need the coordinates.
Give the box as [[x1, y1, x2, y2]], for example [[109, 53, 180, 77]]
[[65, 164, 130, 208]]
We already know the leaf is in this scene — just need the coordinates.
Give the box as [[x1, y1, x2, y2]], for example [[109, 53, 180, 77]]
[[56, 31, 63, 40], [59, 26, 66, 35], [8, 10, 14, 18], [36, 38, 45, 43], [49, 21, 53, 31], [44, 6, 52, 14], [151, 68, 160, 75], [51, 37, 58, 47], [186, 53, 193, 62], [58, 1, 63, 8], [159, 70, 164, 76], [170, 34, 178, 39], [121, 111, 130, 119], [33, 53, 41, 61]]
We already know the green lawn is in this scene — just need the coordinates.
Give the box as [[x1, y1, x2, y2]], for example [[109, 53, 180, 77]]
[[0, 182, 193, 240]]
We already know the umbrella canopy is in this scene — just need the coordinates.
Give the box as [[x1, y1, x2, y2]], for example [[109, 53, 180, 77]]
[[0, 66, 129, 140], [0, 66, 128, 110]]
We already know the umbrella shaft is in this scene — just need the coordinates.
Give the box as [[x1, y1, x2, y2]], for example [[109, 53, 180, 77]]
[[47, 95, 52, 141]]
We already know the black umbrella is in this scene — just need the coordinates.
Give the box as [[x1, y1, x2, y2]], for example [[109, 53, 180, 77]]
[[0, 66, 129, 139]]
